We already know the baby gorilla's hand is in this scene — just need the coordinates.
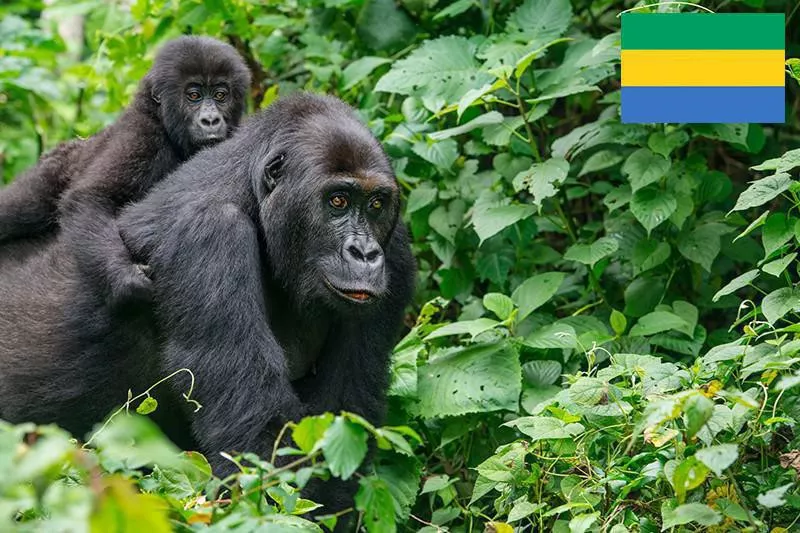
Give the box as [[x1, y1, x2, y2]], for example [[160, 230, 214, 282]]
[[107, 262, 153, 305]]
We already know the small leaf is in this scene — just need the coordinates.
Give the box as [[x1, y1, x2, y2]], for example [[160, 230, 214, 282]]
[[569, 512, 600, 533], [630, 187, 677, 234], [632, 239, 671, 275], [430, 111, 504, 140], [563, 237, 618, 267], [661, 503, 721, 529], [757, 483, 792, 508], [136, 396, 158, 415], [648, 130, 689, 158], [321, 417, 369, 480], [762, 212, 795, 257], [684, 394, 714, 439], [512, 158, 570, 209], [523, 323, 576, 349], [630, 311, 689, 337], [424, 318, 499, 340], [522, 360, 562, 387], [610, 309, 627, 335], [472, 204, 535, 244], [504, 416, 584, 442], [569, 377, 605, 406], [622, 148, 671, 192], [695, 444, 738, 476], [341, 57, 391, 91], [483, 293, 515, 321], [406, 186, 437, 214], [762, 253, 797, 277]]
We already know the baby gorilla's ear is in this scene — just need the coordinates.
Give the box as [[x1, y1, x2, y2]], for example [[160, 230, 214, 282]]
[[263, 152, 285, 192]]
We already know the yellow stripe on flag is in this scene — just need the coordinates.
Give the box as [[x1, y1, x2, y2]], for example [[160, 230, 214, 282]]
[[621, 49, 785, 87]]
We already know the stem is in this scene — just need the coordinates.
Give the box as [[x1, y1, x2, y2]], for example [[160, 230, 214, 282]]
[[512, 85, 542, 162]]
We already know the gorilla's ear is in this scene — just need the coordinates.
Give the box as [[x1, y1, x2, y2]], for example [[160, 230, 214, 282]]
[[263, 152, 285, 192]]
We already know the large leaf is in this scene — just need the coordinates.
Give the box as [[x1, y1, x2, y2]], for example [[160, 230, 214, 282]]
[[762, 287, 800, 324], [375, 36, 494, 112], [506, 0, 572, 43], [522, 360, 562, 386], [630, 311, 689, 337], [731, 173, 793, 212], [472, 204, 535, 244], [695, 444, 738, 476], [511, 272, 566, 320], [630, 188, 677, 234], [762, 212, 795, 257], [425, 318, 499, 340], [321, 418, 369, 480], [417, 343, 521, 418], [661, 503, 721, 529], [678, 224, 732, 272], [712, 269, 759, 302], [751, 148, 800, 173], [622, 148, 671, 192], [512, 158, 570, 209], [632, 239, 671, 275]]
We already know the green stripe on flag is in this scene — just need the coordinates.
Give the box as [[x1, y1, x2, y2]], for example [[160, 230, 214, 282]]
[[621, 13, 784, 50]]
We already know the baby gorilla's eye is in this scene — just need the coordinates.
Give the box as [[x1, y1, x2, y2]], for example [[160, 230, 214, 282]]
[[213, 90, 227, 102], [186, 89, 202, 102], [329, 194, 348, 210], [369, 197, 383, 210]]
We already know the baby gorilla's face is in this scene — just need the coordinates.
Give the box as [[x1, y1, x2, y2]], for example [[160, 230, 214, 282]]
[[182, 79, 232, 147]]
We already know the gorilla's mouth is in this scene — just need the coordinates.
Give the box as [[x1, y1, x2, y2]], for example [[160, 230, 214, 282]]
[[324, 279, 375, 304]]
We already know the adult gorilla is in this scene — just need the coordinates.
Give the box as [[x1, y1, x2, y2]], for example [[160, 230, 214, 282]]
[[0, 93, 414, 511]]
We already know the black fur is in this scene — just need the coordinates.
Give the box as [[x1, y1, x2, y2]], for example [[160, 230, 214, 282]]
[[0, 93, 415, 519], [0, 36, 250, 304]]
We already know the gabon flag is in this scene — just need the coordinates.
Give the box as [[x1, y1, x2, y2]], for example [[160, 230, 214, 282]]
[[621, 13, 785, 124]]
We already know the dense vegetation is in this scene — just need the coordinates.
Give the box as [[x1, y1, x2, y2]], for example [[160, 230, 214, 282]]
[[3, 0, 800, 530]]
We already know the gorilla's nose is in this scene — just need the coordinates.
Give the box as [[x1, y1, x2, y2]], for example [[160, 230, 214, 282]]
[[197, 110, 223, 133], [344, 235, 383, 268]]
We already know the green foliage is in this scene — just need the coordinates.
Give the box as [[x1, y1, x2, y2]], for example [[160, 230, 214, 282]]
[[4, 0, 800, 530]]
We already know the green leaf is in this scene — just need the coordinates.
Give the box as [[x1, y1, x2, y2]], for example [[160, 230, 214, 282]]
[[472, 204, 535, 244], [787, 59, 800, 82], [762, 253, 797, 277], [733, 210, 768, 242], [731, 173, 793, 212], [579, 149, 624, 177], [355, 476, 397, 533], [632, 239, 671, 275], [428, 199, 465, 243], [136, 396, 158, 415], [603, 187, 631, 213], [523, 323, 577, 349], [695, 444, 738, 476], [375, 36, 494, 112], [357, 0, 416, 52], [683, 394, 714, 440], [569, 512, 599, 533], [751, 148, 800, 173], [425, 318, 499, 340], [630, 311, 689, 337], [341, 56, 391, 91], [757, 483, 792, 508], [610, 309, 627, 335], [511, 272, 566, 320], [512, 158, 570, 210], [673, 457, 710, 502], [678, 224, 730, 272], [661, 503, 721, 529], [762, 212, 795, 257], [522, 360, 562, 387], [504, 416, 584, 442], [507, 0, 572, 43], [413, 139, 458, 170], [430, 111, 504, 140], [406, 185, 437, 214], [569, 377, 605, 406], [563, 237, 618, 267], [762, 287, 800, 324], [712, 270, 759, 302], [292, 413, 335, 455], [433, 0, 477, 20], [508, 499, 543, 523], [483, 293, 515, 321], [648, 130, 689, 158], [630, 187, 677, 234], [417, 342, 521, 418], [321, 417, 369, 480], [622, 148, 671, 192]]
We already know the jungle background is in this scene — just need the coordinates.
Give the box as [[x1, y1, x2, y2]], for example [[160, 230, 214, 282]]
[[3, 0, 800, 531]]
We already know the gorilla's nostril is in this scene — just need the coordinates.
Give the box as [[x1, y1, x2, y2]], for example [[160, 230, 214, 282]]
[[348, 245, 365, 261], [365, 249, 381, 263]]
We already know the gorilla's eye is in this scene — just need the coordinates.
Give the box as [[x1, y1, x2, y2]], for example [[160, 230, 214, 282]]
[[369, 197, 383, 210], [213, 90, 227, 102], [329, 194, 348, 210], [186, 89, 202, 102]]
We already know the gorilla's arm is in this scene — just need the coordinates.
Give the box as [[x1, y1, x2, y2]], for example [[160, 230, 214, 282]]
[[0, 142, 77, 242], [58, 132, 173, 303], [135, 202, 305, 472]]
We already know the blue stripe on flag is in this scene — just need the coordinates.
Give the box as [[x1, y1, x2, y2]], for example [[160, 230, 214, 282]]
[[621, 86, 785, 124]]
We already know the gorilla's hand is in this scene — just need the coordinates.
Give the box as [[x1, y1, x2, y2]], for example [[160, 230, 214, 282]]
[[107, 262, 153, 305]]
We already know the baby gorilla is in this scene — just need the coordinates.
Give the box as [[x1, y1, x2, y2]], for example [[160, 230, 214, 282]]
[[0, 36, 250, 303]]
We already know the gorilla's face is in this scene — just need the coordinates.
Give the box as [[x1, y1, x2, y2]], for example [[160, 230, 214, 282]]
[[256, 113, 401, 311], [182, 81, 234, 147]]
